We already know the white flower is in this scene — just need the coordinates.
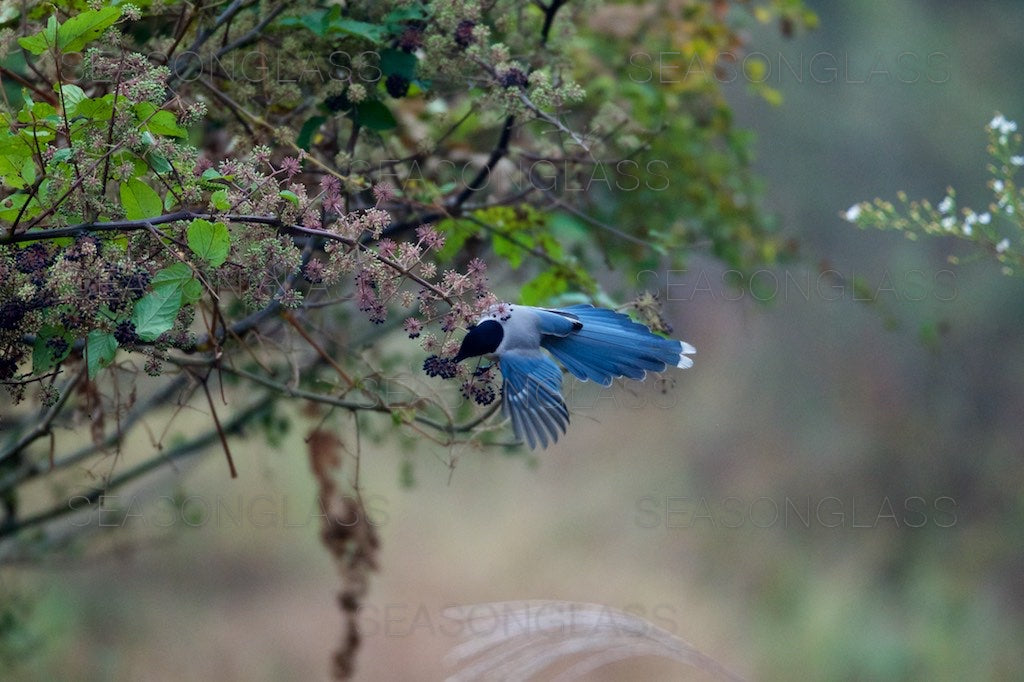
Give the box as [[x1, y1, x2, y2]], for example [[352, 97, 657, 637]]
[[938, 196, 954, 214], [964, 211, 978, 226], [979, 212, 991, 224], [989, 114, 1018, 136], [993, 180, 1005, 193], [941, 216, 956, 231], [844, 204, 862, 222], [996, 238, 1010, 253], [1012, 156, 1024, 166], [963, 223, 973, 236], [1007, 204, 1015, 215]]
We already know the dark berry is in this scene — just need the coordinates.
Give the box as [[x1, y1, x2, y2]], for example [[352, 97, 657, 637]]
[[114, 320, 140, 345], [423, 355, 457, 379], [0, 355, 17, 381], [369, 304, 387, 325], [121, 269, 151, 297], [45, 336, 69, 358], [397, 27, 423, 52], [454, 19, 476, 48], [0, 300, 27, 327], [385, 74, 410, 98], [15, 243, 52, 274], [325, 93, 349, 112], [499, 68, 528, 89]]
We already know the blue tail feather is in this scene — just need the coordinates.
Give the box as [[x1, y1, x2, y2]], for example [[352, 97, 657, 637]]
[[541, 305, 685, 386]]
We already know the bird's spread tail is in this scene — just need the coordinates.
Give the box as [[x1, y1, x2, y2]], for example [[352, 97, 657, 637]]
[[541, 305, 694, 386]]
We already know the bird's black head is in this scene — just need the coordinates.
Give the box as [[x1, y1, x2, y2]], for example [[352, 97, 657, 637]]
[[453, 319, 503, 362]]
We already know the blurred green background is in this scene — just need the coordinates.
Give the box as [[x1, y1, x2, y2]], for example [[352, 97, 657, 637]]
[[6, 2, 1024, 680]]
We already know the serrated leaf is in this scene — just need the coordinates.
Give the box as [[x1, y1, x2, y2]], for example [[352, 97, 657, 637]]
[[0, 193, 33, 222], [57, 6, 122, 53], [120, 178, 162, 220], [75, 95, 114, 121], [131, 287, 183, 341], [56, 83, 87, 116], [151, 262, 194, 289], [86, 330, 118, 378], [181, 277, 203, 304], [145, 109, 187, 138], [151, 261, 203, 304], [210, 188, 230, 211], [17, 15, 57, 55], [0, 132, 33, 188], [186, 218, 230, 267]]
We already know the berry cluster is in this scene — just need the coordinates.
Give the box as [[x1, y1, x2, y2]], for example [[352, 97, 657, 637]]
[[423, 354, 458, 379], [499, 68, 528, 89], [461, 380, 496, 406], [454, 20, 476, 49], [386, 74, 410, 98], [114, 320, 141, 345]]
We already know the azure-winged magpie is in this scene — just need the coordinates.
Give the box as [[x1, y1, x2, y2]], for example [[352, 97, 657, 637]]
[[452, 303, 695, 448]]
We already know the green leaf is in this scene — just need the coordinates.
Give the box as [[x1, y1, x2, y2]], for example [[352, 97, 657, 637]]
[[181, 277, 203, 305], [297, 115, 327, 150], [520, 269, 569, 306], [278, 11, 329, 38], [353, 100, 396, 131], [75, 95, 114, 121], [57, 6, 122, 53], [86, 330, 118, 378], [210, 188, 230, 211], [381, 49, 417, 79], [131, 286, 183, 341], [0, 132, 33, 188], [56, 83, 87, 116], [384, 5, 428, 29], [492, 231, 528, 268], [151, 262, 203, 304], [0, 193, 34, 222], [32, 325, 73, 374], [186, 218, 230, 267], [435, 218, 479, 262], [119, 178, 162, 220], [279, 190, 300, 206], [134, 103, 187, 138], [18, 15, 57, 55], [148, 151, 172, 175], [151, 262, 194, 290], [327, 17, 387, 44]]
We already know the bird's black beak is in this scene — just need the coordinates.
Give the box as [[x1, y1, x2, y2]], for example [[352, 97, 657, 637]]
[[453, 324, 476, 363]]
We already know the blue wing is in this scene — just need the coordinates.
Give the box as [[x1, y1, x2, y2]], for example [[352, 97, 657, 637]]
[[498, 351, 569, 449], [540, 305, 695, 386], [532, 307, 583, 337]]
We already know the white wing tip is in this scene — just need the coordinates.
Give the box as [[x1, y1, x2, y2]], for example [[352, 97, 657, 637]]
[[676, 341, 696, 369]]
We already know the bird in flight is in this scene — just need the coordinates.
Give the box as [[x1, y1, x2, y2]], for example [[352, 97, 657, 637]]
[[447, 303, 695, 449]]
